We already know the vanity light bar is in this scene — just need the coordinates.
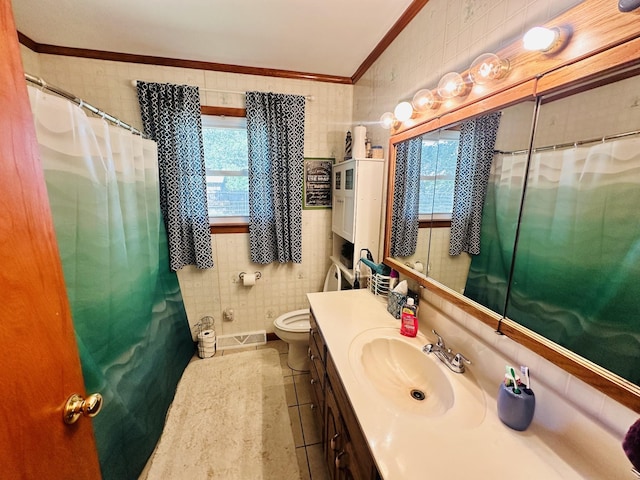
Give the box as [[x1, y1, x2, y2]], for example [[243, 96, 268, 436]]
[[381, 24, 570, 128], [523, 27, 561, 52]]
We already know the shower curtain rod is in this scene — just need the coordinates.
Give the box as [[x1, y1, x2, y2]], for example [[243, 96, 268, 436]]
[[494, 128, 640, 155], [25, 73, 146, 137], [130, 80, 314, 101]]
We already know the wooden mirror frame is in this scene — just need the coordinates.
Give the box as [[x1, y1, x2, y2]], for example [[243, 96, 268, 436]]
[[383, 0, 640, 413]]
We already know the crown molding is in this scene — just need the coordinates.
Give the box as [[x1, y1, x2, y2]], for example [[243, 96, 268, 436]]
[[17, 0, 429, 85]]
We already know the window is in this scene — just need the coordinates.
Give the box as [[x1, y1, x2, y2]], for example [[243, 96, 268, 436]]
[[201, 115, 249, 222], [419, 130, 460, 220]]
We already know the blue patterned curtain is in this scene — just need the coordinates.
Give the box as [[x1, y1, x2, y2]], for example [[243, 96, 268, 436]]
[[390, 137, 422, 256], [449, 112, 501, 255], [245, 91, 306, 264], [137, 81, 214, 271]]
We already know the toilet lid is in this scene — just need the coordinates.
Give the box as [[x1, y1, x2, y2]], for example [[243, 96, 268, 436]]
[[323, 263, 341, 292]]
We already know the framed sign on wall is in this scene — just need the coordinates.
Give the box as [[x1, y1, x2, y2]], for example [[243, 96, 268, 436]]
[[303, 158, 333, 209]]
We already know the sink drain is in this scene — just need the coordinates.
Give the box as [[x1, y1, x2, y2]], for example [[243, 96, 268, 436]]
[[410, 389, 426, 401]]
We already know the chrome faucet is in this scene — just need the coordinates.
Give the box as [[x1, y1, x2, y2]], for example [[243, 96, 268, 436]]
[[422, 329, 471, 373]]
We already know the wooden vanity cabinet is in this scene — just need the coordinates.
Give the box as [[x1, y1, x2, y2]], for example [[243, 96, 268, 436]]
[[309, 311, 381, 480], [309, 313, 326, 433]]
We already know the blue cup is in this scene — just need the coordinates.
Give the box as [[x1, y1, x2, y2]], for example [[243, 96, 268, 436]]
[[497, 382, 535, 431]]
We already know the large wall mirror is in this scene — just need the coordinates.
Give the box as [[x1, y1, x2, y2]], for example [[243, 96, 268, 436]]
[[506, 67, 640, 387], [384, 7, 640, 411], [390, 100, 536, 318]]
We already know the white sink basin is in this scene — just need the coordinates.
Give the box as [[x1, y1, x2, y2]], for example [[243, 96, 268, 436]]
[[348, 327, 486, 424]]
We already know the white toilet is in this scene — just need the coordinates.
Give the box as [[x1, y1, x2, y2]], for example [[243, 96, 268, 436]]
[[273, 263, 342, 371]]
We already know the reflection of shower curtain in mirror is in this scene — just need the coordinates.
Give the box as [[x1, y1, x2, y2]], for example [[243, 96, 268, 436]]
[[464, 152, 528, 313], [27, 87, 194, 479], [475, 139, 640, 384], [509, 140, 640, 384]]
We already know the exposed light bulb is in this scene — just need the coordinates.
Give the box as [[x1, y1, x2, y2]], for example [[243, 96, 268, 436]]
[[468, 53, 510, 85], [437, 72, 469, 99], [394, 101, 414, 122], [412, 89, 440, 112], [379, 112, 396, 129], [523, 26, 560, 52]]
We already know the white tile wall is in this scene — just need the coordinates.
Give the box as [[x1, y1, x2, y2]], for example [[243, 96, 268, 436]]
[[20, 44, 40, 76], [427, 227, 471, 293], [534, 74, 640, 147]]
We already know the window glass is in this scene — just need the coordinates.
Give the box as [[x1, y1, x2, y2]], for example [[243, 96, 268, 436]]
[[419, 130, 459, 218], [201, 115, 249, 220]]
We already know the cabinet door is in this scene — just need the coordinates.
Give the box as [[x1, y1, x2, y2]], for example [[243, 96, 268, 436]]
[[327, 354, 378, 480], [324, 382, 342, 480], [332, 167, 344, 236], [332, 163, 356, 242], [341, 166, 356, 242], [308, 334, 325, 431]]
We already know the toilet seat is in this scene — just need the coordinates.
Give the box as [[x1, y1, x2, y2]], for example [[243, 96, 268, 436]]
[[273, 309, 310, 333], [271, 263, 343, 371]]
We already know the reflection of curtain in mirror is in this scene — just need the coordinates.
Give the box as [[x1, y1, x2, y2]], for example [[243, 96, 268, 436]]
[[390, 137, 422, 256], [507, 139, 640, 385], [449, 112, 501, 255], [464, 151, 529, 312], [28, 86, 194, 479]]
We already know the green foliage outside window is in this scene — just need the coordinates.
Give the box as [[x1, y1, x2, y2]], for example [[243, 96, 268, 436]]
[[419, 138, 458, 216], [202, 122, 249, 217]]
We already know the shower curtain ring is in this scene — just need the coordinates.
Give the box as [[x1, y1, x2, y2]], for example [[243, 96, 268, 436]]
[[78, 99, 84, 109]]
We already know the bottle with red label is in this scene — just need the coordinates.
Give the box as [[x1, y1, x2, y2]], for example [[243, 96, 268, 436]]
[[400, 297, 418, 337]]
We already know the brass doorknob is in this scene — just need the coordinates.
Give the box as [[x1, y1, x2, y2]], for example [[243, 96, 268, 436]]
[[63, 393, 103, 425]]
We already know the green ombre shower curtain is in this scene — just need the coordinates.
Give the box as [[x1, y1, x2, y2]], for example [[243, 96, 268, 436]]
[[464, 151, 529, 312], [507, 141, 640, 384], [27, 86, 194, 479]]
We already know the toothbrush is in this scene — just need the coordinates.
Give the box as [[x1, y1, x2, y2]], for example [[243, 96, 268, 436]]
[[509, 367, 521, 394], [520, 365, 531, 390]]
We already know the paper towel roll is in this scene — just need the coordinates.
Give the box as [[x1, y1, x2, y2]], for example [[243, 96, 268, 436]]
[[353, 125, 367, 159], [242, 273, 256, 286]]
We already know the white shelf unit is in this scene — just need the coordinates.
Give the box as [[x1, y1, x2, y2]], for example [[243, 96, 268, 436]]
[[330, 157, 385, 286]]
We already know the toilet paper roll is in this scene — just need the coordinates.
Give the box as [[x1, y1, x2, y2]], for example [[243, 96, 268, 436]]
[[198, 330, 216, 342], [197, 329, 217, 358], [352, 125, 367, 159], [242, 273, 256, 286], [198, 345, 215, 358]]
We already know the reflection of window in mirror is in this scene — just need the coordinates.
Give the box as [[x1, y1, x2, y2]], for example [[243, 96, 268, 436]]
[[419, 130, 459, 221]]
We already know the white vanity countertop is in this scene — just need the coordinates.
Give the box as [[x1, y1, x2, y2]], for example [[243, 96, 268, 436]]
[[307, 289, 630, 480]]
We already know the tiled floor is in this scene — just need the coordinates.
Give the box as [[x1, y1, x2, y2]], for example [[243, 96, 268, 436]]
[[220, 340, 330, 480]]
